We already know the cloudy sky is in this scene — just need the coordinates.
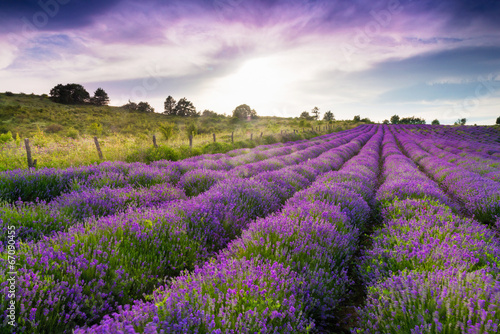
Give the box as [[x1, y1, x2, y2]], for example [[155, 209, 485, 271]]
[[1, 0, 499, 124]]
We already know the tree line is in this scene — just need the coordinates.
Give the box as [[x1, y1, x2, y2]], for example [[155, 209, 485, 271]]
[[46, 84, 492, 125]]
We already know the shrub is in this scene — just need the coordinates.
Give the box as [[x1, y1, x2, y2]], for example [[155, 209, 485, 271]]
[[45, 124, 64, 133], [0, 131, 13, 144], [89, 122, 103, 135], [4, 91, 14, 96], [66, 127, 79, 139], [130, 146, 180, 163]]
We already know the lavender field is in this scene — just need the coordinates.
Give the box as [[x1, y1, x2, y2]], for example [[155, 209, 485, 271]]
[[1, 124, 500, 333]]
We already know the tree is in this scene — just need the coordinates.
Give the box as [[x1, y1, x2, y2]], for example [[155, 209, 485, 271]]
[[185, 122, 197, 138], [91, 88, 109, 106], [432, 119, 440, 125], [122, 100, 138, 111], [390, 115, 400, 124], [353, 115, 361, 122], [164, 96, 177, 115], [175, 98, 198, 117], [158, 122, 176, 141], [137, 102, 155, 113], [382, 119, 389, 124], [50, 83, 90, 104], [399, 116, 425, 124], [232, 104, 257, 120], [311, 107, 320, 120], [323, 110, 335, 121], [496, 116, 500, 125], [202, 109, 219, 117], [454, 118, 466, 125], [300, 111, 314, 120]]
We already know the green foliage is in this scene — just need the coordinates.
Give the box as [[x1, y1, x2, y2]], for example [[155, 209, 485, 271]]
[[300, 111, 314, 120], [382, 119, 389, 124], [298, 119, 310, 128], [432, 119, 440, 125], [158, 122, 177, 141], [201, 109, 219, 117], [323, 110, 334, 121], [390, 115, 400, 124], [175, 97, 198, 117], [45, 124, 64, 134], [185, 122, 197, 138], [89, 122, 103, 135], [91, 88, 110, 106], [50, 83, 90, 104], [311, 106, 320, 120], [15, 132, 21, 146], [454, 118, 467, 125], [66, 127, 79, 139], [163, 95, 176, 115], [137, 102, 154, 113], [353, 115, 361, 122], [5, 91, 14, 96], [399, 116, 425, 124], [0, 131, 13, 144], [127, 146, 180, 163], [232, 104, 257, 120], [496, 116, 500, 125]]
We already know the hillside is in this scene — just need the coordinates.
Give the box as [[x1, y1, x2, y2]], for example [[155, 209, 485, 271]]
[[0, 92, 354, 138], [0, 92, 359, 170]]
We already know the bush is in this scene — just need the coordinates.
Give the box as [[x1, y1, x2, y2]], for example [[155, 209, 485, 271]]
[[185, 122, 197, 138], [45, 124, 64, 133], [66, 127, 79, 139], [127, 146, 180, 163], [0, 131, 13, 144], [5, 91, 14, 96], [200, 142, 232, 154], [89, 122, 103, 135]]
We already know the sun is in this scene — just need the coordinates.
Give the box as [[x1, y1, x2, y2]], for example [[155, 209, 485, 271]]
[[208, 56, 296, 110]]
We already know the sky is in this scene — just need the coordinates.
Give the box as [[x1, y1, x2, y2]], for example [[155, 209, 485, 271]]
[[0, 0, 499, 124]]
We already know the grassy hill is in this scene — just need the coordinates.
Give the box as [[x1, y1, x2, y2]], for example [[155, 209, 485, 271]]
[[0, 92, 360, 170]]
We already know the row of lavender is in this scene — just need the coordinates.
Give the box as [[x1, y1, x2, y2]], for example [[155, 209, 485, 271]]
[[396, 125, 500, 181], [410, 124, 500, 156], [393, 127, 500, 224], [0, 127, 377, 332], [354, 127, 500, 332], [0, 127, 370, 247], [75, 122, 384, 333], [0, 130, 346, 204]]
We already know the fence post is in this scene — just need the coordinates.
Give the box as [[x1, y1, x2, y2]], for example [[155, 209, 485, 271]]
[[152, 135, 158, 148], [93, 137, 103, 160], [24, 138, 36, 168], [260, 132, 263, 138], [250, 133, 253, 140], [213, 133, 216, 143], [231, 131, 234, 143], [189, 135, 193, 148]]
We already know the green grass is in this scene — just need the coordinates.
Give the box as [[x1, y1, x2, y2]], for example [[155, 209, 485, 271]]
[[0, 92, 363, 170]]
